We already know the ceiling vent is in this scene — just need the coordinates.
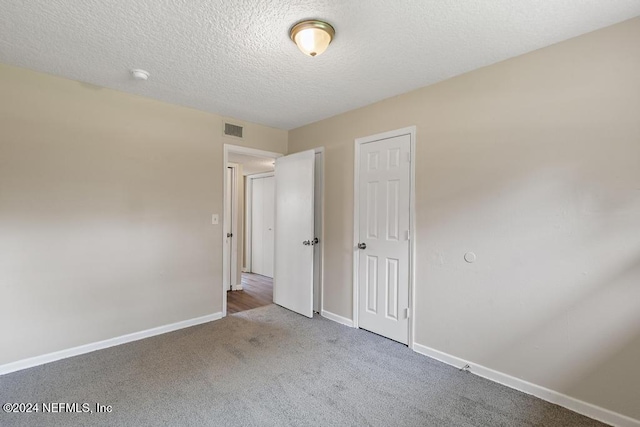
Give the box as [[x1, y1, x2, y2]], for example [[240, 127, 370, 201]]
[[224, 122, 244, 138]]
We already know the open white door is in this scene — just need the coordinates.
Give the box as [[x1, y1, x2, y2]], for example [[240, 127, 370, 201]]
[[274, 150, 315, 318]]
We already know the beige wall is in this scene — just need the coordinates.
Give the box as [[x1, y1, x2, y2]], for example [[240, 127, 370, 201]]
[[289, 18, 640, 421], [0, 64, 287, 365]]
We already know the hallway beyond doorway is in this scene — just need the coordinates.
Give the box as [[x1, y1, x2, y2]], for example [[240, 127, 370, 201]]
[[227, 273, 273, 314]]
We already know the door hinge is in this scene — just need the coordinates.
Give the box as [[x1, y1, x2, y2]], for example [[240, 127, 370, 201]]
[[405, 308, 410, 319], [405, 230, 410, 241]]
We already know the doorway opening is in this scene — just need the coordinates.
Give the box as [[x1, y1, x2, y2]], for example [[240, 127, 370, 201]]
[[223, 145, 325, 318], [223, 146, 281, 315], [227, 273, 273, 314]]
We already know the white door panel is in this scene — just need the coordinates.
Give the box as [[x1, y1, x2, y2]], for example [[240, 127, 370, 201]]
[[262, 176, 275, 278], [251, 176, 275, 278], [358, 134, 411, 344], [251, 177, 264, 275], [274, 150, 315, 318]]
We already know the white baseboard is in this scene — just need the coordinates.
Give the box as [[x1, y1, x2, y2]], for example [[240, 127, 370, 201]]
[[412, 343, 639, 427], [231, 284, 243, 291], [321, 310, 354, 328], [0, 312, 223, 376]]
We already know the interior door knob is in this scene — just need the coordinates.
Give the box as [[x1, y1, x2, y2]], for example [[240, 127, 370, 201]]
[[303, 240, 311, 246], [358, 242, 366, 250]]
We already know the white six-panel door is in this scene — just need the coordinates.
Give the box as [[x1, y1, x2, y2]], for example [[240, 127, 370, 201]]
[[357, 134, 411, 344]]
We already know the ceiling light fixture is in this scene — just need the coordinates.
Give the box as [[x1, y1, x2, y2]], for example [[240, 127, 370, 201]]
[[289, 20, 335, 57]]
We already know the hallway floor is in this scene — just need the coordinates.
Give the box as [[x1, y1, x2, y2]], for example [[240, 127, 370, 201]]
[[227, 272, 273, 314]]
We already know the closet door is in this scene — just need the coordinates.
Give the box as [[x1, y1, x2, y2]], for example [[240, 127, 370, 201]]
[[251, 176, 275, 278], [261, 176, 275, 278], [251, 177, 264, 275]]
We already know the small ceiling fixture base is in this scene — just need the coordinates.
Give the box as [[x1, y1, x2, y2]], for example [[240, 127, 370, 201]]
[[131, 69, 150, 80], [289, 20, 335, 57]]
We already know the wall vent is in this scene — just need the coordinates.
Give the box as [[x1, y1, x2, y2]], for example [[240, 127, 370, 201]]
[[224, 122, 244, 138]]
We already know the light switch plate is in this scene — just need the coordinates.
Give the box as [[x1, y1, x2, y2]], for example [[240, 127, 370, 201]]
[[211, 214, 219, 225]]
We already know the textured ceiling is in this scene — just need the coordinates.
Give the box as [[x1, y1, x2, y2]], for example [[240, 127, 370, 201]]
[[228, 152, 274, 176], [1, 1, 639, 130]]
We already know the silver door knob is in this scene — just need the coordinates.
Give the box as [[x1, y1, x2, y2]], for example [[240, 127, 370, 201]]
[[357, 243, 366, 250]]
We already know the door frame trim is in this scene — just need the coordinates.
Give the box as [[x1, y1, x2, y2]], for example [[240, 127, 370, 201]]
[[352, 126, 417, 349], [314, 147, 325, 314], [225, 163, 240, 291], [223, 144, 283, 317]]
